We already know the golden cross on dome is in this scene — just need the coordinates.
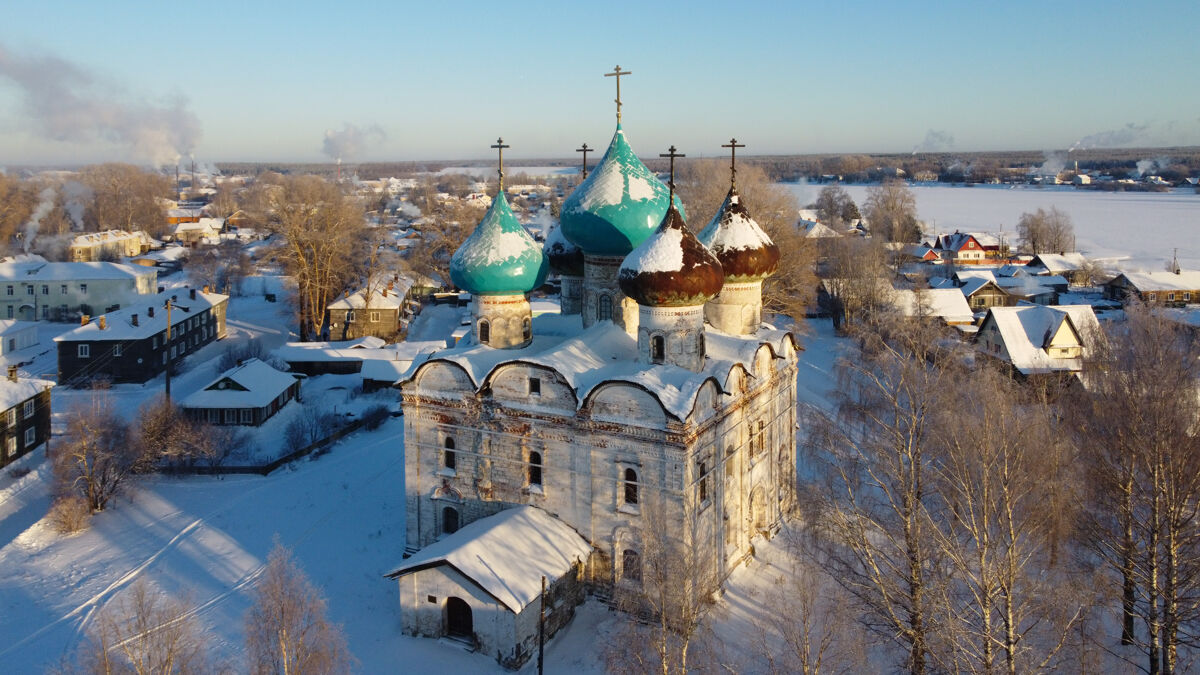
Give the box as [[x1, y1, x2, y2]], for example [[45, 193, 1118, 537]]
[[491, 137, 509, 191], [576, 143, 593, 179], [659, 145, 685, 204], [722, 138, 745, 188], [604, 65, 631, 122]]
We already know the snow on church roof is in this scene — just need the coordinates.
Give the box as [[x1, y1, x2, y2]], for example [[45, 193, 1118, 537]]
[[405, 315, 794, 421], [385, 506, 592, 613]]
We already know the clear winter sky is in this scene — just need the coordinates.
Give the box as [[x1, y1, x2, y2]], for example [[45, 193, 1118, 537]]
[[1, 1, 1199, 165]]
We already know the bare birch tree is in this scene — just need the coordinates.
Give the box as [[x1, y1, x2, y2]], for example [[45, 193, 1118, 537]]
[[809, 316, 960, 674], [1074, 304, 1200, 674], [245, 542, 352, 675], [930, 367, 1083, 674], [74, 579, 215, 675]]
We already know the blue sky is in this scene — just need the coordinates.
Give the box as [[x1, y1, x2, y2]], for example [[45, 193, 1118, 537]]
[[2, 1, 1198, 165]]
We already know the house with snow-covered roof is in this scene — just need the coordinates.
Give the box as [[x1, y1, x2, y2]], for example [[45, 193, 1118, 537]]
[[1027, 252, 1090, 286], [1104, 270, 1200, 307], [0, 366, 52, 470], [975, 304, 1101, 378], [54, 286, 228, 384], [0, 261, 157, 322], [180, 358, 299, 426], [327, 276, 414, 341], [393, 115, 797, 667]]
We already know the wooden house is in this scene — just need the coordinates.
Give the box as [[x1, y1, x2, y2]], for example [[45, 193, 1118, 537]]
[[0, 367, 53, 469], [975, 305, 1101, 378], [180, 359, 299, 426], [1104, 270, 1200, 307]]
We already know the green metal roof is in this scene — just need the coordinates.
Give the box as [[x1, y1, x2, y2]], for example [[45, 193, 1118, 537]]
[[449, 192, 548, 295], [560, 125, 682, 257]]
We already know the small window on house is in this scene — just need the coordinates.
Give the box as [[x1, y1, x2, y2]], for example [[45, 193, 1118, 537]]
[[478, 320, 490, 344], [24, 427, 35, 447], [650, 335, 665, 363], [529, 378, 541, 395], [170, 345, 177, 359], [78, 344, 90, 358], [522, 317, 531, 341], [25, 286, 32, 295], [1168, 293, 1176, 302], [79, 284, 87, 294], [528, 451, 542, 487], [208, 409, 219, 423], [241, 409, 253, 424], [624, 468, 638, 505], [1148, 292, 1156, 301], [41, 285, 48, 295], [622, 549, 641, 582], [5, 306, 10, 319], [598, 294, 612, 321], [370, 311, 380, 323], [5, 286, 11, 296], [346, 310, 355, 323], [1185, 292, 1192, 301], [444, 437, 456, 471], [223, 409, 235, 424], [5, 408, 13, 426], [23, 400, 34, 419], [112, 344, 122, 357], [5, 436, 14, 458], [60, 285, 67, 295]]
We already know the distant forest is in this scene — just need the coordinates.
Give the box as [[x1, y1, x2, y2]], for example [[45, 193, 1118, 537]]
[[217, 146, 1200, 185]]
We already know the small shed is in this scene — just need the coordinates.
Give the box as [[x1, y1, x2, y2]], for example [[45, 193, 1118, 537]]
[[385, 506, 592, 669], [180, 358, 299, 426]]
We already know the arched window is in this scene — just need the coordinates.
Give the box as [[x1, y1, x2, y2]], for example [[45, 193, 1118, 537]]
[[444, 437, 456, 471], [522, 317, 531, 341], [442, 506, 459, 534], [698, 461, 709, 503], [622, 549, 642, 581], [478, 320, 490, 344], [528, 451, 542, 487], [598, 294, 612, 321], [650, 335, 665, 363], [624, 468, 638, 505]]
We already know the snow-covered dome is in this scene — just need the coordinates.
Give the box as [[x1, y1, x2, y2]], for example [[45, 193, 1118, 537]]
[[450, 192, 548, 295], [544, 223, 584, 277], [618, 206, 723, 307], [697, 187, 780, 283], [560, 125, 680, 257]]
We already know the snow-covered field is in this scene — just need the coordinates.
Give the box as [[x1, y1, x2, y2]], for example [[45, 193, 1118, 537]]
[[435, 165, 577, 179], [782, 183, 1200, 271]]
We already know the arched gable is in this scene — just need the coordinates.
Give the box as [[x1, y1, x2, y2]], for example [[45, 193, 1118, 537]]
[[723, 364, 749, 396], [583, 381, 669, 427], [686, 378, 725, 424], [409, 359, 477, 394], [482, 361, 578, 411]]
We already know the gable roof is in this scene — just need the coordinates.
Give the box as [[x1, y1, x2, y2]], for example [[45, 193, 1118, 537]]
[[54, 287, 228, 342], [979, 304, 1101, 374], [890, 288, 974, 323], [0, 377, 52, 412], [179, 358, 297, 409], [1029, 252, 1088, 274], [385, 506, 592, 613], [1111, 270, 1200, 293]]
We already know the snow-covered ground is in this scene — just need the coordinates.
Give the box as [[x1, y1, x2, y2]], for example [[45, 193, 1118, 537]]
[[435, 165, 577, 179], [781, 183, 1200, 271]]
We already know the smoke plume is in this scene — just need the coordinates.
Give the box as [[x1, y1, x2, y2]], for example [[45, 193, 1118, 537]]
[[1136, 156, 1171, 177], [912, 129, 955, 154], [322, 123, 386, 161], [1035, 151, 1066, 176], [22, 187, 55, 253], [0, 43, 201, 166], [1068, 123, 1148, 152]]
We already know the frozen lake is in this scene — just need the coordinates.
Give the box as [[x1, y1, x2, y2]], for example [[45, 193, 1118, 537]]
[[780, 183, 1200, 271]]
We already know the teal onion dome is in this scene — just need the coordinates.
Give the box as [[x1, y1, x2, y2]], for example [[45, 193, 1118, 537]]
[[450, 192, 549, 295], [560, 125, 683, 256]]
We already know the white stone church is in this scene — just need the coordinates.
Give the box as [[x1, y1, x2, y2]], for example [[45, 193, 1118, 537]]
[[387, 89, 799, 669]]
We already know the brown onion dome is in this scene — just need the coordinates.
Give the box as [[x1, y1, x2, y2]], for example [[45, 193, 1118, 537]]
[[696, 187, 780, 282], [618, 206, 724, 307], [544, 223, 584, 277]]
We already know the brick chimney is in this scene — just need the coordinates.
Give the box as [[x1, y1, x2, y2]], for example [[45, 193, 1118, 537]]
[[7, 365, 17, 383], [131, 313, 139, 327], [382, 288, 388, 298], [81, 314, 90, 326], [148, 306, 155, 318], [98, 316, 107, 330], [190, 288, 196, 300]]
